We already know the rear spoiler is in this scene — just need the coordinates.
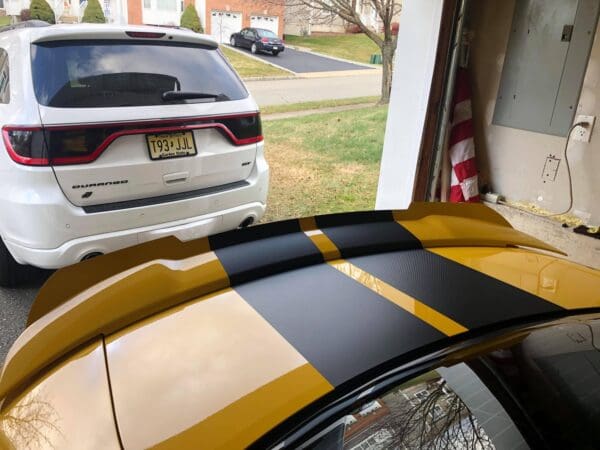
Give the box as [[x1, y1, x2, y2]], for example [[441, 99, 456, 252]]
[[30, 24, 218, 48], [30, 202, 561, 325], [1, 202, 563, 401]]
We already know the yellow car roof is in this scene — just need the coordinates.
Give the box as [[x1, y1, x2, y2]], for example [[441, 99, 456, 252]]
[[1, 202, 599, 448]]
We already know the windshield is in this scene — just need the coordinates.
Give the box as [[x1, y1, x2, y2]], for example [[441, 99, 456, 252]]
[[31, 40, 248, 107], [256, 29, 278, 38]]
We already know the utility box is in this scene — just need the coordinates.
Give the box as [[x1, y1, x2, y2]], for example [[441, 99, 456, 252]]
[[493, 0, 600, 136]]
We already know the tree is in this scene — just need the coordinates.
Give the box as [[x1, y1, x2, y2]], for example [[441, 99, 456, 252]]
[[82, 0, 106, 24], [282, 0, 401, 103], [180, 4, 203, 33], [20, 9, 32, 21], [29, 0, 55, 24]]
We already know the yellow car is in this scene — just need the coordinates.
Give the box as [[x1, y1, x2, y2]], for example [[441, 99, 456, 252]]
[[0, 203, 599, 449]]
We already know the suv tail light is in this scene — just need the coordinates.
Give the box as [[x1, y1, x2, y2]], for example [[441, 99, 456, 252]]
[[2, 113, 263, 166], [261, 37, 269, 43], [2, 127, 49, 166]]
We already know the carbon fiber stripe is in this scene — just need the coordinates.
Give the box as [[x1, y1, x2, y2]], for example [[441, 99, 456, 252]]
[[315, 211, 422, 258], [209, 219, 324, 285], [348, 250, 563, 329], [235, 263, 445, 386]]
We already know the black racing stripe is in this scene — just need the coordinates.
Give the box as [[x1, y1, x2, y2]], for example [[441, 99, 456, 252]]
[[235, 263, 445, 386], [348, 250, 562, 329], [209, 218, 303, 249], [210, 220, 323, 285], [314, 211, 421, 258]]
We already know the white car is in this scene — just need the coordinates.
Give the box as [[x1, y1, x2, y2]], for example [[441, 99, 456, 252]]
[[0, 22, 269, 286]]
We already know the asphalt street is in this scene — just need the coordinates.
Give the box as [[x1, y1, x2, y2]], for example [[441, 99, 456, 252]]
[[0, 267, 52, 366], [229, 45, 373, 73]]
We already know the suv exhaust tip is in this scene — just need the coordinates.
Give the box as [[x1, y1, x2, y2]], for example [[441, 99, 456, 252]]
[[239, 217, 255, 228], [81, 252, 103, 261]]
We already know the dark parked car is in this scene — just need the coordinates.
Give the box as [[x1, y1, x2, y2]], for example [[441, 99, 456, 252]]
[[230, 27, 285, 56]]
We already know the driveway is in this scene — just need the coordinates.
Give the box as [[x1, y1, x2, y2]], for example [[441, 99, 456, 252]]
[[229, 45, 373, 73]]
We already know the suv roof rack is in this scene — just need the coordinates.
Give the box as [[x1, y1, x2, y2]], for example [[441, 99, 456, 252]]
[[0, 20, 50, 34]]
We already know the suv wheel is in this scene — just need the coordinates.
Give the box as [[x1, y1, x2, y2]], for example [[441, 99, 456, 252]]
[[230, 36, 236, 47], [0, 238, 21, 288], [251, 43, 258, 54], [273, 51, 280, 56]]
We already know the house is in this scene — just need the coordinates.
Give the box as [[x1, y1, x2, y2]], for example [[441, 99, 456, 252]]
[[0, 0, 284, 42], [284, 0, 400, 36]]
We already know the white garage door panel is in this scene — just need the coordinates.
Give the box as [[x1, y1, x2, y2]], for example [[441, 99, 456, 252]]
[[250, 15, 279, 36], [211, 11, 242, 44]]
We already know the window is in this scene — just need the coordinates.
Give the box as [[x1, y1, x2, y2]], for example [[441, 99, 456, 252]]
[[143, 0, 150, 8], [0, 0, 5, 9], [30, 40, 247, 108], [294, 317, 600, 450], [0, 48, 8, 104], [303, 367, 525, 450], [156, 0, 176, 10], [256, 29, 277, 38]]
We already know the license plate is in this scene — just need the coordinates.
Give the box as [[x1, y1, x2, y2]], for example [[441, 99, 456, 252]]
[[146, 131, 197, 160], [273, 46, 278, 50]]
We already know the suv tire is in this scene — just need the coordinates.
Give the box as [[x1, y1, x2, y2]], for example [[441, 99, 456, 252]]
[[251, 43, 258, 54], [0, 238, 21, 288], [230, 37, 236, 47], [273, 51, 280, 56]]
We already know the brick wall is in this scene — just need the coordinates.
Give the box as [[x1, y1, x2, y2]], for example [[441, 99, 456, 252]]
[[204, 0, 285, 36], [128, 0, 143, 24]]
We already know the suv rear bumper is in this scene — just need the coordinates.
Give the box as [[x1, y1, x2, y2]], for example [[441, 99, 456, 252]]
[[0, 152, 269, 269], [5, 201, 266, 269]]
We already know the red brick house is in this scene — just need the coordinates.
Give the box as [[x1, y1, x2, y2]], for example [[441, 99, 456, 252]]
[[126, 0, 284, 42]]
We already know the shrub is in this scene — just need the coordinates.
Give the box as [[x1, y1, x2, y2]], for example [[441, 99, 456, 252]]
[[180, 4, 202, 33], [20, 9, 31, 21], [82, 0, 106, 24], [29, 0, 55, 24]]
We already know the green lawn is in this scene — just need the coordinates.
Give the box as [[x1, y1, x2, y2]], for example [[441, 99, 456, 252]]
[[261, 96, 378, 115], [220, 46, 290, 79], [0, 16, 11, 27], [284, 34, 380, 64], [262, 105, 387, 222]]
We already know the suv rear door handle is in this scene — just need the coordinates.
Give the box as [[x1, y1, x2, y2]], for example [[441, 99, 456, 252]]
[[163, 171, 189, 185]]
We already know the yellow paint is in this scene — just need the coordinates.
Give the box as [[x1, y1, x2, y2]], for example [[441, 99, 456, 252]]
[[0, 340, 120, 450], [29, 235, 213, 325], [429, 247, 600, 310], [299, 217, 342, 260], [329, 260, 468, 336], [0, 252, 230, 402], [301, 212, 468, 336], [105, 289, 323, 449], [153, 364, 332, 449], [392, 203, 563, 255]]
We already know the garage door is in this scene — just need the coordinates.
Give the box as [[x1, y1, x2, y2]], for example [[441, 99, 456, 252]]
[[210, 11, 242, 44], [250, 15, 279, 37]]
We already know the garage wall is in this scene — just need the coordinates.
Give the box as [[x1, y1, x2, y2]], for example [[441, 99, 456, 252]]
[[469, 0, 600, 225], [204, 0, 284, 37]]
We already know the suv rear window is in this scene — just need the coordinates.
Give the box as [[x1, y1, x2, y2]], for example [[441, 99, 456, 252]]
[[31, 40, 248, 108]]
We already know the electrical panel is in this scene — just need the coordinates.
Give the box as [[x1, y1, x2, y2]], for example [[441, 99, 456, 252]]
[[493, 0, 600, 137]]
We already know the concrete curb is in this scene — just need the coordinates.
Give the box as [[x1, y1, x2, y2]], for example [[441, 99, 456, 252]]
[[222, 44, 297, 76], [243, 75, 298, 81]]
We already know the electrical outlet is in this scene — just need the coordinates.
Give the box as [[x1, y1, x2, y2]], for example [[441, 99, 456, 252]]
[[573, 115, 595, 142]]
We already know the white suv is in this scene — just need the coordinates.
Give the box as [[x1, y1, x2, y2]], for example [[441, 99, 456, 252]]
[[0, 23, 269, 286]]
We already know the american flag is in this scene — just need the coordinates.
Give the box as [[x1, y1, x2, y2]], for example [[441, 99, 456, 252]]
[[449, 67, 479, 203]]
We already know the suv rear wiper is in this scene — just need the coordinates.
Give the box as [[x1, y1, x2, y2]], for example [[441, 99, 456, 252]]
[[161, 91, 229, 101]]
